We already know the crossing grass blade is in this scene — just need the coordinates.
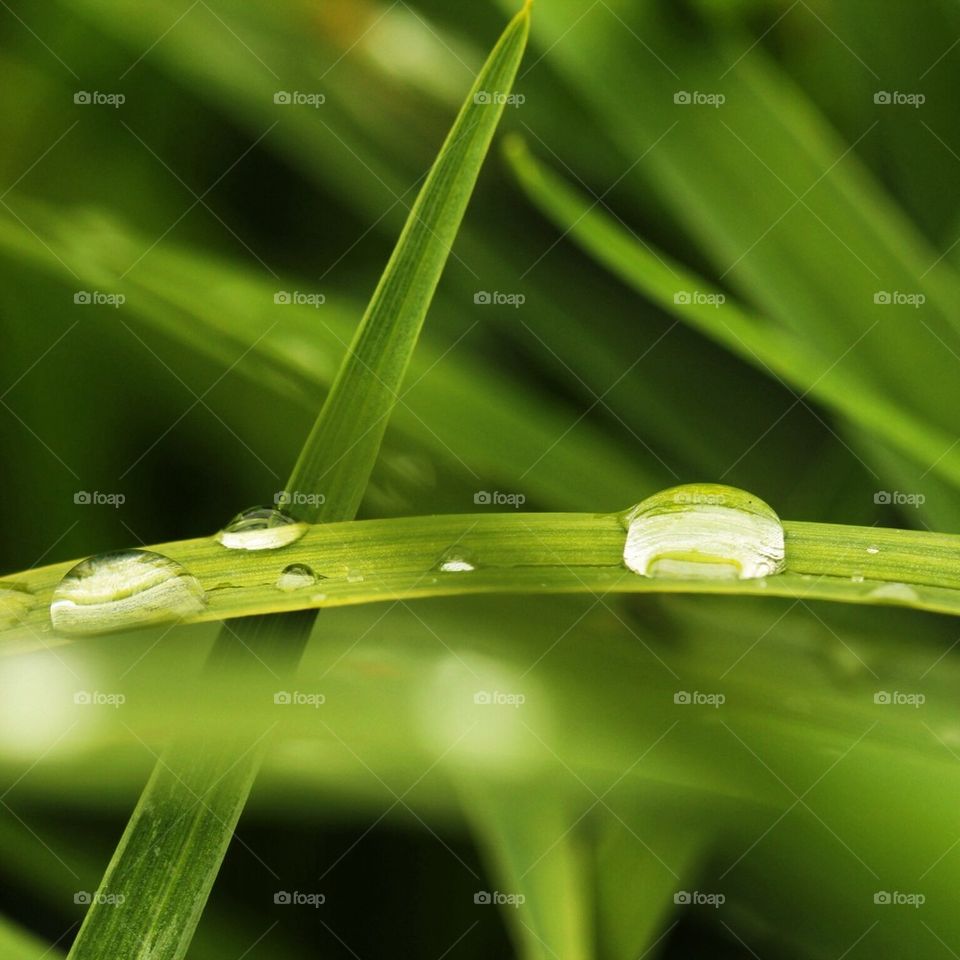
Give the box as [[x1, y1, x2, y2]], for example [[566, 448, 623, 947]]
[[63, 5, 532, 959]]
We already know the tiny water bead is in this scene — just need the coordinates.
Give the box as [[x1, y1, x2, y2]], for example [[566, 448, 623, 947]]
[[216, 507, 307, 551], [437, 548, 477, 573], [622, 484, 786, 581], [50, 550, 206, 636], [276, 564, 318, 592]]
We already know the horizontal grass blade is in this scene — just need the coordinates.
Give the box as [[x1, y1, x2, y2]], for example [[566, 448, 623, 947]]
[[8, 511, 960, 658]]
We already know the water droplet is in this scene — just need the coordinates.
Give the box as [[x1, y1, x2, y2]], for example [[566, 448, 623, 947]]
[[622, 484, 785, 580], [869, 582, 919, 604], [866, 546, 880, 555], [0, 584, 35, 629], [275, 564, 318, 592], [50, 550, 206, 635], [851, 574, 865, 584], [346, 570, 364, 584], [216, 507, 307, 551], [437, 548, 476, 573]]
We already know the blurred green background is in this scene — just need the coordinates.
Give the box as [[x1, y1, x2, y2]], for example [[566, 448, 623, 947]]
[[3, 0, 960, 956]]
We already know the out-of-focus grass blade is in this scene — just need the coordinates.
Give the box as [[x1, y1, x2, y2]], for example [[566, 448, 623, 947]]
[[592, 809, 704, 959], [0, 918, 64, 960], [461, 783, 593, 959], [0, 204, 652, 511], [504, 137, 960, 491], [66, 6, 532, 959], [511, 0, 960, 517]]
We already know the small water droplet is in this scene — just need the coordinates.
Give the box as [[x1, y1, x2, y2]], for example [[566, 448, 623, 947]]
[[216, 507, 307, 551], [275, 564, 318, 592], [50, 550, 206, 635], [869, 582, 919, 604], [437, 548, 476, 573], [851, 574, 865, 584], [346, 570, 364, 584], [866, 546, 880, 555], [621, 484, 785, 580], [0, 584, 35, 629]]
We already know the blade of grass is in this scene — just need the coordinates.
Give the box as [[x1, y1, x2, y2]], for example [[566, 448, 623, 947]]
[[503, 137, 960, 492], [460, 782, 594, 959], [65, 6, 533, 959], [9, 511, 960, 659]]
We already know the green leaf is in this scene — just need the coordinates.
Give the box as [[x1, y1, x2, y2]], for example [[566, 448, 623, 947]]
[[64, 6, 533, 959], [10, 510, 960, 661], [503, 137, 960, 492], [461, 782, 594, 960]]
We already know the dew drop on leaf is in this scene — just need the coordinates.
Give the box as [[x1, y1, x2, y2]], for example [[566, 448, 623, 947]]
[[216, 506, 307, 551], [621, 483, 786, 581], [50, 550, 206, 635], [275, 564, 318, 592]]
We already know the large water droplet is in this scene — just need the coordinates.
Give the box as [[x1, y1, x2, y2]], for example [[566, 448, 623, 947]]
[[0, 584, 35, 629], [622, 484, 785, 580], [276, 564, 318, 592], [217, 507, 307, 551], [50, 550, 206, 635]]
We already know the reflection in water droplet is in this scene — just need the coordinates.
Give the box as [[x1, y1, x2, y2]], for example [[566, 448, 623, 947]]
[[622, 484, 785, 580], [216, 507, 307, 551], [50, 550, 206, 635], [869, 582, 919, 604], [0, 584, 35, 629], [866, 546, 880, 555], [438, 548, 476, 573], [276, 564, 318, 592], [346, 570, 365, 584]]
